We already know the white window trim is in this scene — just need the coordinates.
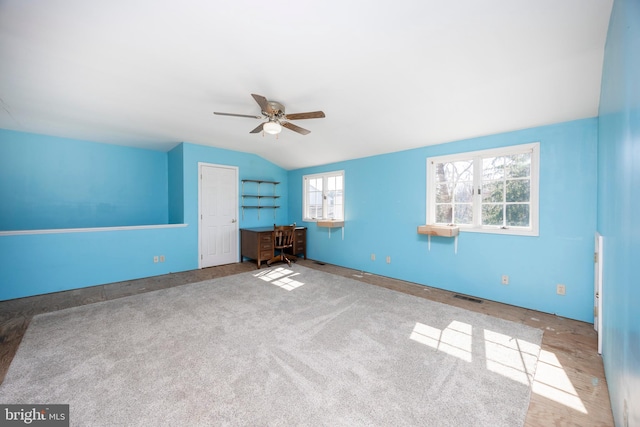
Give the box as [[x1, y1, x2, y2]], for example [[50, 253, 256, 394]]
[[303, 170, 345, 222], [426, 142, 540, 236]]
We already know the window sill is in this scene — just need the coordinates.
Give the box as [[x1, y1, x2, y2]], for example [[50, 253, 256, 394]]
[[458, 226, 538, 237]]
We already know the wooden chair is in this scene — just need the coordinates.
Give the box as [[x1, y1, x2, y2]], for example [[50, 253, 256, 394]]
[[267, 224, 297, 267]]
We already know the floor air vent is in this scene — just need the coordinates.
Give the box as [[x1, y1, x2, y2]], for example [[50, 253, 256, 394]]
[[454, 294, 483, 304], [314, 261, 326, 265]]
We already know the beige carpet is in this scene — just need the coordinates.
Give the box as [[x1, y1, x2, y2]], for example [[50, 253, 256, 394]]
[[0, 265, 542, 426]]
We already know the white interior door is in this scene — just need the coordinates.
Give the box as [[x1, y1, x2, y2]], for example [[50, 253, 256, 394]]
[[594, 232, 603, 354], [199, 163, 238, 268]]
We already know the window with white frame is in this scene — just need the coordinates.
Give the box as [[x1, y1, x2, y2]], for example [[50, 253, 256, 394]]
[[426, 143, 539, 236], [303, 171, 344, 221]]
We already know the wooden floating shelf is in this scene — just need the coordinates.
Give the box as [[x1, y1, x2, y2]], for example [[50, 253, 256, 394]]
[[317, 220, 345, 228], [417, 224, 459, 237]]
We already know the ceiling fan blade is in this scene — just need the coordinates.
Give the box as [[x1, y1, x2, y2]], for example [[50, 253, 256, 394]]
[[251, 94, 273, 114], [282, 121, 311, 135], [250, 123, 264, 134], [284, 111, 325, 120], [214, 112, 262, 119]]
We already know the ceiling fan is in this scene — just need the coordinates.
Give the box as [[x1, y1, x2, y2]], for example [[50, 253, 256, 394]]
[[214, 94, 325, 136]]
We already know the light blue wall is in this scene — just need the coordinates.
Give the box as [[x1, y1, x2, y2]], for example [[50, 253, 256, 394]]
[[597, 0, 640, 425], [0, 135, 287, 301], [178, 142, 289, 264], [0, 226, 192, 300], [289, 118, 598, 322], [0, 130, 190, 300], [181, 143, 289, 232], [168, 144, 185, 224], [0, 129, 168, 230]]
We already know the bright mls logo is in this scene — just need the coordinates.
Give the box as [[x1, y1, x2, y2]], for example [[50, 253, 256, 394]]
[[0, 405, 68, 426]]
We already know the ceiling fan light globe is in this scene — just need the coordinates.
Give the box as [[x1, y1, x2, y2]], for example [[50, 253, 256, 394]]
[[263, 121, 282, 135]]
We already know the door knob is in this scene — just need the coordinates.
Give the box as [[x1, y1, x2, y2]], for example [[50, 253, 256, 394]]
[[231, 219, 237, 223]]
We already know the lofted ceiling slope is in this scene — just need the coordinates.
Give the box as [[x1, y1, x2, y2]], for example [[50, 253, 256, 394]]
[[0, 0, 613, 170]]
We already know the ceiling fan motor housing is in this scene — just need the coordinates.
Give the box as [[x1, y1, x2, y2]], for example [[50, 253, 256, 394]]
[[267, 101, 285, 118]]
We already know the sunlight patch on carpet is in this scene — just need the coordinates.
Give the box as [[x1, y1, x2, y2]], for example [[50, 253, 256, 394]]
[[410, 321, 543, 387], [254, 267, 305, 291], [410, 321, 473, 362]]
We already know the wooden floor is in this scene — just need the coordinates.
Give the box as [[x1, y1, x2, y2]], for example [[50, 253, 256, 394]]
[[0, 259, 614, 426]]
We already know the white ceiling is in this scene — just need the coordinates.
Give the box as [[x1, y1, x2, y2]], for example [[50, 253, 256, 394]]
[[0, 0, 613, 170]]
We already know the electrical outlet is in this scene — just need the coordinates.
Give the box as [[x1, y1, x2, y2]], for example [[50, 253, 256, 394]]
[[557, 284, 566, 295], [160, 255, 165, 263], [501, 275, 509, 285], [371, 253, 376, 261], [153, 256, 159, 263], [386, 256, 391, 264]]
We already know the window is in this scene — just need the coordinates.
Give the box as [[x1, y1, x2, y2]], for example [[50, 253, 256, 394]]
[[303, 171, 344, 221], [426, 143, 539, 236]]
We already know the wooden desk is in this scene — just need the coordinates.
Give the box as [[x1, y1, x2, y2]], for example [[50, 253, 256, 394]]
[[240, 226, 306, 268]]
